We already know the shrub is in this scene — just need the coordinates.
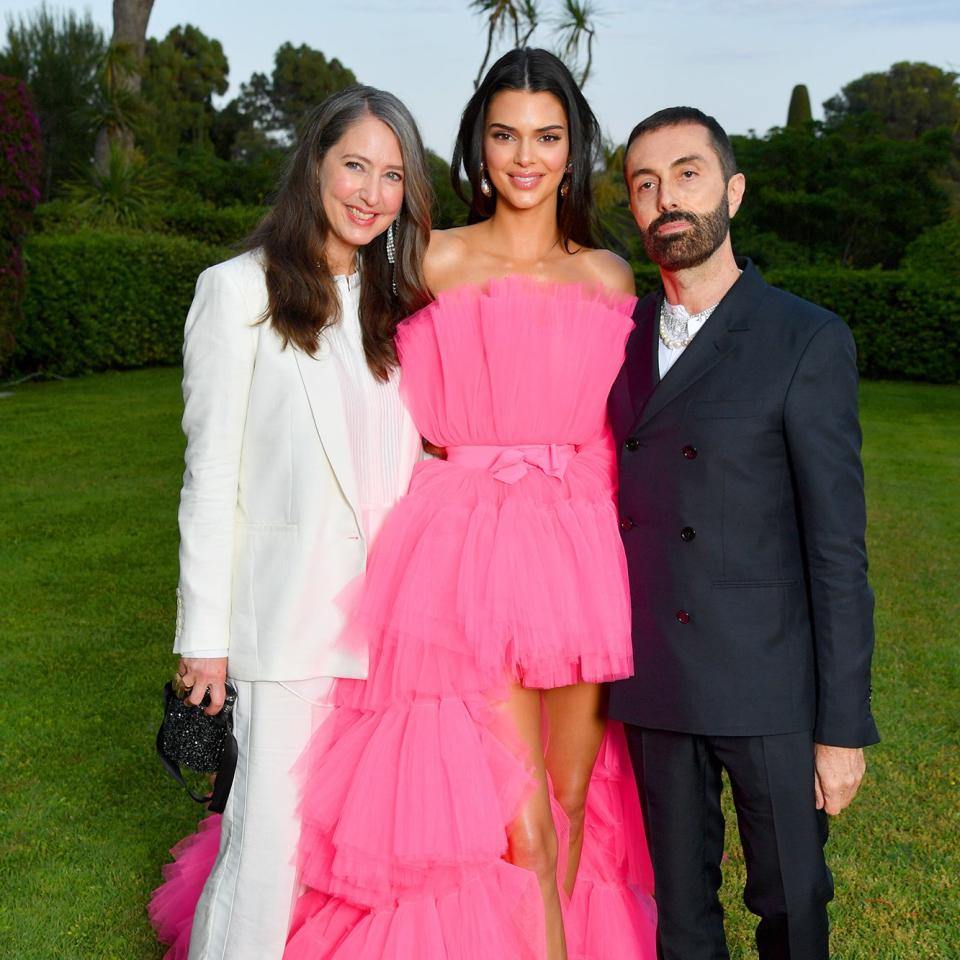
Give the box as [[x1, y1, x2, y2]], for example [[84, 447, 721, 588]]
[[58, 144, 168, 230], [768, 266, 959, 383], [14, 230, 958, 383], [632, 262, 959, 384], [156, 201, 265, 247], [12, 229, 228, 377], [160, 146, 284, 206], [902, 220, 960, 281], [0, 76, 42, 369], [32, 197, 266, 248]]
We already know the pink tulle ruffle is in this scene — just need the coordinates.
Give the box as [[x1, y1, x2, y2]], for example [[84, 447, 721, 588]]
[[148, 814, 222, 959]]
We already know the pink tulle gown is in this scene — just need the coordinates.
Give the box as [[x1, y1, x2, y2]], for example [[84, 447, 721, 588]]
[[150, 277, 657, 960]]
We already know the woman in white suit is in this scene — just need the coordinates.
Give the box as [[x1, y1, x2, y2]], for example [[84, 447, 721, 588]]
[[159, 86, 433, 960]]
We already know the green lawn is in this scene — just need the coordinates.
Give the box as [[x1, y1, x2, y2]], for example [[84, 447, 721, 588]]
[[0, 370, 957, 959]]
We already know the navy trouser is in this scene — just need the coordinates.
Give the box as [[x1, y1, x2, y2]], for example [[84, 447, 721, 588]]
[[624, 727, 834, 960]]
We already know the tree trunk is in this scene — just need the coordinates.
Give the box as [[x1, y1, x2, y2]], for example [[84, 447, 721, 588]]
[[94, 0, 155, 172]]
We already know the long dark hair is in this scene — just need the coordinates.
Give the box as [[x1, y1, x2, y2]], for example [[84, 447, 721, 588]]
[[245, 85, 432, 380], [451, 48, 601, 250]]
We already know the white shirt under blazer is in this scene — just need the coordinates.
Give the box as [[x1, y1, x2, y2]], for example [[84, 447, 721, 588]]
[[173, 249, 421, 681]]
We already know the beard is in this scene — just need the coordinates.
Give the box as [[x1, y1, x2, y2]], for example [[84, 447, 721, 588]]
[[641, 195, 730, 270]]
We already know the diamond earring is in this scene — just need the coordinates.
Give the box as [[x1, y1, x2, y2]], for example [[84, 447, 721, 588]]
[[559, 163, 572, 199], [385, 219, 398, 295], [386, 219, 397, 265]]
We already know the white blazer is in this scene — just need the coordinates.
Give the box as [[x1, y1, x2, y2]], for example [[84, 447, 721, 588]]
[[173, 250, 421, 681]]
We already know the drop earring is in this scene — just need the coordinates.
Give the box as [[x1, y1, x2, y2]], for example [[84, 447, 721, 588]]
[[479, 162, 493, 199], [386, 219, 398, 295], [386, 219, 396, 264], [559, 163, 573, 199]]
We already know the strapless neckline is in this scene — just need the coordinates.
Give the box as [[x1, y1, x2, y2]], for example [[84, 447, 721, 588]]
[[404, 273, 638, 328]]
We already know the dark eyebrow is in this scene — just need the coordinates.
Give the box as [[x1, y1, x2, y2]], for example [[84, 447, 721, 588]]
[[488, 122, 566, 134], [342, 152, 403, 171], [673, 153, 708, 167], [628, 153, 708, 182]]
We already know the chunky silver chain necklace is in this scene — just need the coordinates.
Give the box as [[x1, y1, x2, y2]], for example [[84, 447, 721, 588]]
[[659, 299, 720, 350]]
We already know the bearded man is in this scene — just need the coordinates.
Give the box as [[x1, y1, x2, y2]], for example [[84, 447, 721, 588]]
[[608, 107, 879, 960]]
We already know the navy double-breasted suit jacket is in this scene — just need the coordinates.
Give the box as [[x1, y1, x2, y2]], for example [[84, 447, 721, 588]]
[[609, 260, 879, 747]]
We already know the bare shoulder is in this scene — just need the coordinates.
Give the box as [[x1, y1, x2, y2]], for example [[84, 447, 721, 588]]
[[425, 225, 482, 293], [579, 248, 636, 296]]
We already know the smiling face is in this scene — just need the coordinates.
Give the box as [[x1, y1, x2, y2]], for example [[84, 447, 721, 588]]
[[625, 122, 744, 271], [317, 113, 405, 274], [483, 88, 570, 211]]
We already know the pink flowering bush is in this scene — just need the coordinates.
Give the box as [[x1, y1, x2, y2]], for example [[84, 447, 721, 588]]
[[0, 76, 42, 371]]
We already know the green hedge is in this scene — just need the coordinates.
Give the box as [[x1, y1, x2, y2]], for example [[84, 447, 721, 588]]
[[33, 199, 266, 249], [156, 202, 266, 248], [767, 267, 959, 383], [11, 229, 958, 383], [634, 262, 959, 384], [902, 220, 960, 282], [11, 230, 228, 377]]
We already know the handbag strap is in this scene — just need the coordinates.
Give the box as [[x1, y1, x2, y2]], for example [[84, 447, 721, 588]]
[[207, 731, 238, 814], [155, 726, 239, 811]]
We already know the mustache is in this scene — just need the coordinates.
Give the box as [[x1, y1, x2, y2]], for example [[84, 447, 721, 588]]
[[646, 210, 703, 234]]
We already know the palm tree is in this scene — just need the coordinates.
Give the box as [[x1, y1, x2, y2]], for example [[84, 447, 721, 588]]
[[93, 0, 155, 172], [470, 1, 540, 89], [552, 0, 601, 87], [470, 0, 603, 88], [91, 41, 146, 161]]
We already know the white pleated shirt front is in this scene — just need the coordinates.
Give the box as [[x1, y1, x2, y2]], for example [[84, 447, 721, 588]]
[[325, 272, 405, 546]]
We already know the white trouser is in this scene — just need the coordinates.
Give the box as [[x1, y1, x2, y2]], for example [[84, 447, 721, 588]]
[[188, 677, 333, 960]]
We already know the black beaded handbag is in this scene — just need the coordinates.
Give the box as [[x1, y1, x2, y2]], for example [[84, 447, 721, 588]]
[[156, 678, 239, 814]]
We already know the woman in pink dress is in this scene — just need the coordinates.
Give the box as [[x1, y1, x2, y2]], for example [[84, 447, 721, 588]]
[[283, 49, 656, 960]]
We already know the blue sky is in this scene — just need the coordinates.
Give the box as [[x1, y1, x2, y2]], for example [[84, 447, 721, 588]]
[[2, 1, 957, 155]]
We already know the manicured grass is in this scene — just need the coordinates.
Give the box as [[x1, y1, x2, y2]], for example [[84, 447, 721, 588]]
[[0, 368, 189, 960], [0, 370, 957, 958]]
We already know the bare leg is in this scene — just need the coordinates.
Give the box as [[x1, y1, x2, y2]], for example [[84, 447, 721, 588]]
[[543, 682, 607, 897], [504, 684, 568, 960]]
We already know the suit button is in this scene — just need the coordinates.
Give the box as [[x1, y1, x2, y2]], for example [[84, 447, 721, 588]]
[[680, 526, 696, 542], [682, 445, 698, 460], [676, 610, 691, 624], [620, 516, 636, 531], [625, 437, 641, 452]]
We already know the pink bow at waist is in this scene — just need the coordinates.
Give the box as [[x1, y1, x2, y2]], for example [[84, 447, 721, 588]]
[[445, 443, 577, 483]]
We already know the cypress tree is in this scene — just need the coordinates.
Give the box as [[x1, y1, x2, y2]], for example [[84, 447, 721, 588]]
[[787, 84, 813, 127]]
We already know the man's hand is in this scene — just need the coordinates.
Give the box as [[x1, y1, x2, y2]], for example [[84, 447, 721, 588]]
[[177, 656, 228, 715], [814, 743, 866, 815]]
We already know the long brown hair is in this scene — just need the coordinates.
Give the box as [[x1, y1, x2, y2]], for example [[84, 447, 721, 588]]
[[245, 86, 432, 380]]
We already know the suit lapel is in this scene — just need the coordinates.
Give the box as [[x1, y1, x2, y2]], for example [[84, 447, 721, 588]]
[[633, 259, 765, 431], [636, 308, 733, 428], [618, 296, 659, 426], [294, 346, 362, 527]]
